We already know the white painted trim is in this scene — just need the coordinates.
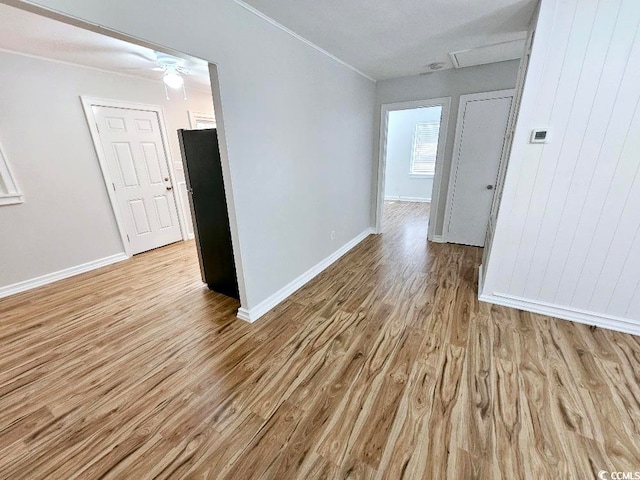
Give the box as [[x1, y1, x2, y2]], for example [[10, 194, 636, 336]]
[[233, 0, 376, 83], [479, 290, 640, 337], [443, 89, 515, 244], [235, 308, 253, 322], [0, 252, 128, 299], [237, 228, 374, 323], [430, 235, 446, 244], [0, 141, 23, 205], [188, 110, 216, 129], [376, 97, 451, 241], [384, 196, 431, 203], [0, 193, 23, 205], [80, 96, 190, 257]]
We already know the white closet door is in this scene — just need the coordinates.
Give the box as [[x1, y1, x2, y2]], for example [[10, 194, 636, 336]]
[[445, 90, 514, 246]]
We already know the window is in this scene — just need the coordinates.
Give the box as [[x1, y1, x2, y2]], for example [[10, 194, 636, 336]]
[[189, 111, 216, 130], [194, 119, 215, 129], [410, 121, 440, 176], [0, 142, 23, 206]]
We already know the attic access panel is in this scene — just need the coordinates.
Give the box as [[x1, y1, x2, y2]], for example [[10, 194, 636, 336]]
[[450, 38, 526, 69]]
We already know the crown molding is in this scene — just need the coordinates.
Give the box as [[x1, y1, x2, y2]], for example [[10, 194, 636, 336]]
[[233, 0, 376, 83]]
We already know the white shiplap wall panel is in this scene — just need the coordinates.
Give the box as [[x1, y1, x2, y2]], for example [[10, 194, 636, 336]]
[[554, 31, 640, 307], [494, 0, 577, 296], [483, 0, 557, 291], [481, 0, 640, 333], [606, 227, 640, 317], [521, 0, 623, 300], [537, 1, 639, 303], [589, 168, 640, 313], [627, 278, 640, 319], [509, 0, 604, 297]]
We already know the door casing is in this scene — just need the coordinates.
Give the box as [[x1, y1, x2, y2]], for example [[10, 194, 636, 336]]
[[375, 97, 452, 239]]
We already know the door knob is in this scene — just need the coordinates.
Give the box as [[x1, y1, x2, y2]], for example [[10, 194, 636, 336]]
[[486, 185, 494, 190], [166, 186, 173, 191]]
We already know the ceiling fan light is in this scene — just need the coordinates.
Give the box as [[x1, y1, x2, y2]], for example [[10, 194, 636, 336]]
[[163, 71, 184, 89]]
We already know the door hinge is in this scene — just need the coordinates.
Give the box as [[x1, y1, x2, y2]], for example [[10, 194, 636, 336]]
[[112, 183, 116, 191], [126, 234, 130, 243], [95, 122, 100, 133]]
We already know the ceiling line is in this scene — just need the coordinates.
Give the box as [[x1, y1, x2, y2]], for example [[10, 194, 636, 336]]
[[0, 46, 212, 93], [4, 0, 217, 72], [233, 0, 376, 83]]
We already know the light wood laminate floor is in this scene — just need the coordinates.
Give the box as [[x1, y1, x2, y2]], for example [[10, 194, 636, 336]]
[[1, 201, 639, 479]]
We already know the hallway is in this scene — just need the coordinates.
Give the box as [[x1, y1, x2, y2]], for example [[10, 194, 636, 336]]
[[0, 202, 639, 478]]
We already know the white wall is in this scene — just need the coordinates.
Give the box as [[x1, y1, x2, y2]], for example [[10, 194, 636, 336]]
[[7, 0, 377, 312], [0, 50, 214, 289], [482, 0, 640, 334], [375, 60, 520, 235], [384, 108, 437, 202]]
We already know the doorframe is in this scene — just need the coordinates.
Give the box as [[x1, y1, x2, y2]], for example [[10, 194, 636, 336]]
[[375, 97, 451, 239], [442, 89, 515, 243], [80, 96, 190, 257]]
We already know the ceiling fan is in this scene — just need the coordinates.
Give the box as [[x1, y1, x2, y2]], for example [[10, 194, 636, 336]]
[[154, 52, 191, 90], [125, 50, 192, 98]]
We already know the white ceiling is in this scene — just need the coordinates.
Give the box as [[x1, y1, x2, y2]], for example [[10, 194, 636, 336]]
[[239, 0, 538, 80], [0, 3, 211, 91]]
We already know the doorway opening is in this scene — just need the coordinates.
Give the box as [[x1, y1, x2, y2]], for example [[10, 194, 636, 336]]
[[376, 98, 451, 240], [0, 2, 245, 304]]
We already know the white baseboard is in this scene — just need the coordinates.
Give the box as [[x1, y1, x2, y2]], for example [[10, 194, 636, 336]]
[[384, 196, 431, 203], [237, 228, 375, 323], [0, 253, 129, 300], [479, 290, 640, 337], [430, 235, 446, 243]]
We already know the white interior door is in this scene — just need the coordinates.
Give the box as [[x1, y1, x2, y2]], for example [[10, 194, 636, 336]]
[[93, 105, 182, 254], [445, 90, 514, 246]]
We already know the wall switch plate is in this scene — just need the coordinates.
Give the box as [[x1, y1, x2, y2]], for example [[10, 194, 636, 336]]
[[530, 129, 548, 143]]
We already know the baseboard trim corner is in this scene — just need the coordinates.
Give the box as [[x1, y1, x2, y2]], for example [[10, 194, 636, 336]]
[[479, 291, 640, 337], [430, 235, 445, 243], [236, 228, 375, 323], [0, 252, 129, 300], [236, 307, 254, 323]]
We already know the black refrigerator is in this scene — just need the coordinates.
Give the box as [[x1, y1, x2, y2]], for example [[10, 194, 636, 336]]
[[178, 128, 239, 300]]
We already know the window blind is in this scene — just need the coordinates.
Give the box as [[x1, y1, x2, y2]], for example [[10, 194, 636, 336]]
[[411, 122, 440, 175]]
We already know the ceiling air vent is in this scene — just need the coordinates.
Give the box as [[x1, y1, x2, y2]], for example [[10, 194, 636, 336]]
[[449, 37, 526, 69]]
